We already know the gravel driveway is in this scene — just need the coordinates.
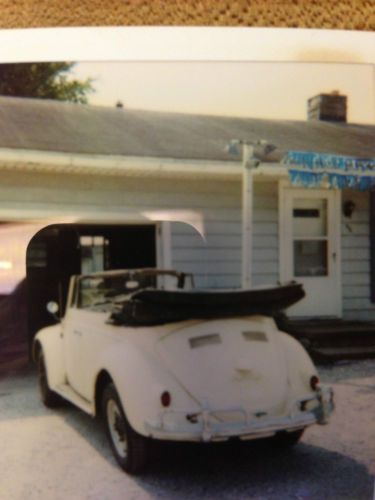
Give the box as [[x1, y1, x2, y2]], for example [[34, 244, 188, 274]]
[[0, 360, 374, 500]]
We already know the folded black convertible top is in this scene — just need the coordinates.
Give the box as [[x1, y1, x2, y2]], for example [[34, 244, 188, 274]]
[[110, 283, 305, 327]]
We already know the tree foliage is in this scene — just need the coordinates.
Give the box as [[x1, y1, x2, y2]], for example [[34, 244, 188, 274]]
[[0, 62, 94, 104]]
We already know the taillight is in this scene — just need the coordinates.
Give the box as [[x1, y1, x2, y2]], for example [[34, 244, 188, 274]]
[[310, 375, 320, 390], [161, 391, 171, 407]]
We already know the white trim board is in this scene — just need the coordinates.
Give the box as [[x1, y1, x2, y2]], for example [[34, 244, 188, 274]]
[[0, 148, 288, 181]]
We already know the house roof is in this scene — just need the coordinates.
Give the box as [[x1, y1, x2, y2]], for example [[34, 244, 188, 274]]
[[0, 96, 374, 161]]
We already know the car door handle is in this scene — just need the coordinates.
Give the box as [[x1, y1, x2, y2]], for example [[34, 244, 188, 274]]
[[73, 330, 83, 336]]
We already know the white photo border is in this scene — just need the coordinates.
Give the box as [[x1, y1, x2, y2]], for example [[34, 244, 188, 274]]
[[0, 27, 374, 64]]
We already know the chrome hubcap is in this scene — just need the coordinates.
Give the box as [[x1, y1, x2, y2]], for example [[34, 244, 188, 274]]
[[107, 399, 128, 459]]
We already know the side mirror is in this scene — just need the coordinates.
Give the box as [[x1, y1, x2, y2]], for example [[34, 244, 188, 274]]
[[46, 301, 59, 315]]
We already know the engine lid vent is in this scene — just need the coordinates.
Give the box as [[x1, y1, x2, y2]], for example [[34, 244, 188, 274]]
[[189, 334, 221, 349], [242, 331, 267, 342]]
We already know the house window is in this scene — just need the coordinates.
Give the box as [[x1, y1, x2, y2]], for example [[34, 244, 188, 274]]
[[292, 199, 328, 277], [293, 240, 328, 276], [80, 236, 109, 274]]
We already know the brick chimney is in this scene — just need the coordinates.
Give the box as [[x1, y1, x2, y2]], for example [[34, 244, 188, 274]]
[[307, 91, 347, 122]]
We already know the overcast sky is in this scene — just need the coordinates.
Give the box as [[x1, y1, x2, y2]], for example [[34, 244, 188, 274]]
[[74, 61, 375, 124]]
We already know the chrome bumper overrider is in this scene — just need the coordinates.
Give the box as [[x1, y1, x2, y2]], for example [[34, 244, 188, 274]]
[[145, 386, 334, 442]]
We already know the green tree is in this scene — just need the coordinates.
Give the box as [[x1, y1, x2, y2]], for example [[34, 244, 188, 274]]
[[0, 62, 94, 104]]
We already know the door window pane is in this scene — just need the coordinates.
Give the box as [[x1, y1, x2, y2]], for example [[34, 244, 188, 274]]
[[294, 240, 328, 276], [293, 199, 327, 237], [80, 235, 109, 274]]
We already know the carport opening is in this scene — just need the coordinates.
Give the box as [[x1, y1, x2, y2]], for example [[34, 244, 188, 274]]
[[0, 223, 157, 367], [26, 223, 157, 342]]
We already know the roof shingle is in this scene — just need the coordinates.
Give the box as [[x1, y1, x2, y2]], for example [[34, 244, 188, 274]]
[[0, 96, 374, 161]]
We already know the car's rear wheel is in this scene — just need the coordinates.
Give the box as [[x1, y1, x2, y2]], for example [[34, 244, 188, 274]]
[[37, 351, 63, 408], [102, 383, 149, 474]]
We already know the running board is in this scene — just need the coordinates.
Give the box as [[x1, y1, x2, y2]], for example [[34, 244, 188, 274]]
[[55, 383, 94, 415]]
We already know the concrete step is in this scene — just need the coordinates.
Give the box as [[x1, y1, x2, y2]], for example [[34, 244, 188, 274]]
[[281, 320, 375, 340], [279, 317, 375, 361], [309, 345, 375, 363]]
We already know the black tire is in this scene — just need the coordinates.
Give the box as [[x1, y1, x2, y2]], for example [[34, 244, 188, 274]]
[[271, 429, 305, 448], [101, 383, 149, 474], [37, 351, 63, 408]]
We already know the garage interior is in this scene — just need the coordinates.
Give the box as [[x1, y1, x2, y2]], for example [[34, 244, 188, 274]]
[[0, 223, 157, 371]]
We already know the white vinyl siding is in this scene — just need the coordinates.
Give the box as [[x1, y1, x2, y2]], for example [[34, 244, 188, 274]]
[[2, 167, 374, 319], [171, 180, 279, 289], [170, 179, 242, 289], [0, 171, 280, 290], [0, 170, 244, 289], [341, 189, 375, 320], [252, 182, 279, 287]]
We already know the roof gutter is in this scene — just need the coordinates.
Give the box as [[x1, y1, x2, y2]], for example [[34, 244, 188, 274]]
[[0, 148, 288, 180]]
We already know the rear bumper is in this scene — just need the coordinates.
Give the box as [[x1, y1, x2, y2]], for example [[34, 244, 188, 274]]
[[145, 386, 334, 442]]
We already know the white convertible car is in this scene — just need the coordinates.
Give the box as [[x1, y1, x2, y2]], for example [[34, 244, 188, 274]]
[[33, 269, 334, 474]]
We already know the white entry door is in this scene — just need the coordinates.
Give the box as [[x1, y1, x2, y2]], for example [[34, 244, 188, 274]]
[[280, 186, 341, 317]]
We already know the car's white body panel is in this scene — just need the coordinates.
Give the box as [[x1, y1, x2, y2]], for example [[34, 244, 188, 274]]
[[35, 324, 66, 388], [34, 272, 333, 441]]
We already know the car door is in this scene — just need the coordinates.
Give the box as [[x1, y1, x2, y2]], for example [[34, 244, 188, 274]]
[[63, 278, 111, 401], [63, 309, 85, 396]]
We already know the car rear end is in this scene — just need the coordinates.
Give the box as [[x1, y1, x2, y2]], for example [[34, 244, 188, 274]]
[[143, 315, 333, 442]]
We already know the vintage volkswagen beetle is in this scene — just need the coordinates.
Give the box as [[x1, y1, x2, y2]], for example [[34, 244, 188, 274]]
[[33, 269, 334, 474]]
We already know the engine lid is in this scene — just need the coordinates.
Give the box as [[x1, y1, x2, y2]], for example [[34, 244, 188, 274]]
[[156, 316, 289, 416]]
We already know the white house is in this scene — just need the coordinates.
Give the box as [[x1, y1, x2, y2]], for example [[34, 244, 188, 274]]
[[0, 92, 375, 352]]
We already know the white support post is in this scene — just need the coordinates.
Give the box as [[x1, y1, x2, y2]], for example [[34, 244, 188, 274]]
[[241, 144, 254, 289], [158, 221, 174, 289]]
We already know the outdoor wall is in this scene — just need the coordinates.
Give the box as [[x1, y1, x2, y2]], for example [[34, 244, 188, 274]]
[[171, 180, 279, 289], [1, 169, 373, 318], [0, 169, 281, 291], [341, 189, 375, 320], [170, 180, 241, 288], [0, 169, 237, 222], [249, 181, 375, 320], [0, 169, 245, 290]]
